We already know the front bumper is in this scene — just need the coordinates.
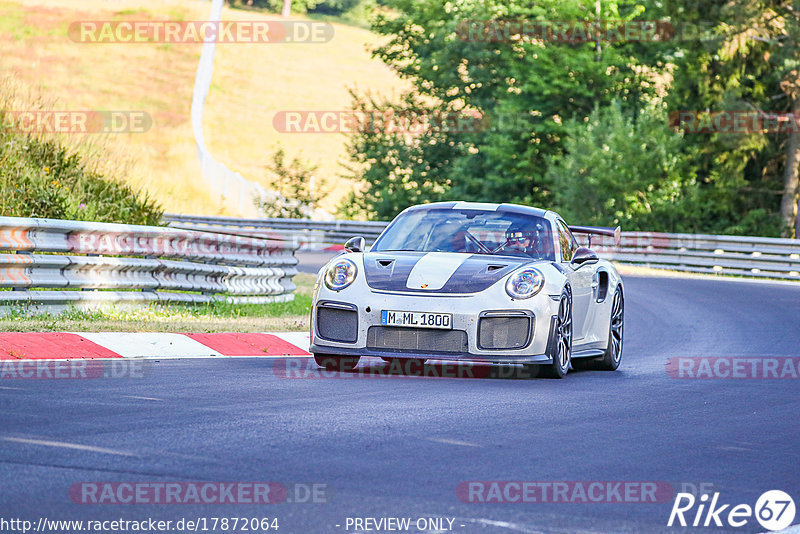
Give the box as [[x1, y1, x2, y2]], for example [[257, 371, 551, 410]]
[[311, 287, 560, 365]]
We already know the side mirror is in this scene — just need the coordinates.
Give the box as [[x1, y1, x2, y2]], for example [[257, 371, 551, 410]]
[[570, 246, 599, 267], [344, 236, 365, 253]]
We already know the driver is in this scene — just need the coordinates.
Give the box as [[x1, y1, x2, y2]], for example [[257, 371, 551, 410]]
[[502, 223, 543, 257]]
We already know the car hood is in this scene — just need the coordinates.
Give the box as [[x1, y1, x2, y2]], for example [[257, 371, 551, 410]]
[[363, 251, 535, 294]]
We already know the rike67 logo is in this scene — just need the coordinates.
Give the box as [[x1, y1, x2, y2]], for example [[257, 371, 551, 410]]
[[668, 490, 796, 531]]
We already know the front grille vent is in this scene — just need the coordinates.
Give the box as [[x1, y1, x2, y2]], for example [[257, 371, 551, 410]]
[[367, 327, 467, 353]]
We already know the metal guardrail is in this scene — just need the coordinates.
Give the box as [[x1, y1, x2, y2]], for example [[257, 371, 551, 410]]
[[0, 216, 299, 313], [164, 214, 386, 245], [165, 214, 800, 281], [593, 232, 800, 280]]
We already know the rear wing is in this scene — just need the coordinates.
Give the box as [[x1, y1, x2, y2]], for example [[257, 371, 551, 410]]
[[568, 225, 621, 247]]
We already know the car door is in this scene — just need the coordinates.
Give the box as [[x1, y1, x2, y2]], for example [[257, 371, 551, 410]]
[[556, 219, 592, 342]]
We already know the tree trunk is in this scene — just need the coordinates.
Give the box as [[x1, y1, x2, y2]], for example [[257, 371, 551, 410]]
[[282, 0, 291, 18], [780, 98, 800, 238]]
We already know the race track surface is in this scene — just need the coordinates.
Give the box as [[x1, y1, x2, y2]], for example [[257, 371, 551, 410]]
[[1, 273, 799, 533]]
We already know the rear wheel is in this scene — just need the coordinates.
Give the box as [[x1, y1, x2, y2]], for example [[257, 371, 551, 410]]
[[539, 288, 573, 379], [574, 286, 623, 371], [313, 354, 361, 372]]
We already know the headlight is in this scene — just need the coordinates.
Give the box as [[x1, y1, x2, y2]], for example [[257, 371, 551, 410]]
[[324, 258, 357, 291], [505, 268, 545, 299]]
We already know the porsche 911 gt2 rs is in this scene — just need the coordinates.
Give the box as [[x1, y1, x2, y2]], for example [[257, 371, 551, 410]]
[[310, 202, 624, 378]]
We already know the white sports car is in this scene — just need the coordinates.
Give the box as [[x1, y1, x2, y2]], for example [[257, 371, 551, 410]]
[[310, 202, 624, 378]]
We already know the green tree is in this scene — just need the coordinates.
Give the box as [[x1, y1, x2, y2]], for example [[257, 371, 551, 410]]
[[547, 101, 696, 231], [344, 0, 655, 219], [663, 0, 793, 236], [715, 0, 800, 236], [341, 91, 470, 219]]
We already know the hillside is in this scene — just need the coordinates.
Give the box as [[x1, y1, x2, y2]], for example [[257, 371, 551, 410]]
[[0, 0, 405, 216]]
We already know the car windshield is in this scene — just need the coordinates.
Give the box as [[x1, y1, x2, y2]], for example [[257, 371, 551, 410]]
[[372, 208, 555, 261]]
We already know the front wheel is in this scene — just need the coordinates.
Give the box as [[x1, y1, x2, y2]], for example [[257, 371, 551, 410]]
[[539, 288, 573, 379], [313, 354, 361, 372]]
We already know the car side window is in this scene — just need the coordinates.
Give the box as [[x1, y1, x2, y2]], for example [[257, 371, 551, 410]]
[[557, 220, 577, 262]]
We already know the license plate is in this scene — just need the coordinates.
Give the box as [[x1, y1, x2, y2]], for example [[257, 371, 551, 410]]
[[380, 310, 453, 329]]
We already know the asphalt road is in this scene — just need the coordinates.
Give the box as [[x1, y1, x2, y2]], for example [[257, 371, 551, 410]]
[[1, 263, 799, 533]]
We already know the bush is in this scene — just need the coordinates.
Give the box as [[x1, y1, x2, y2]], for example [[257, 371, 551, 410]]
[[307, 0, 363, 15], [255, 148, 324, 218], [0, 136, 163, 225]]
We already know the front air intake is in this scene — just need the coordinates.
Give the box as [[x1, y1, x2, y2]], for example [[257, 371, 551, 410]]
[[478, 315, 532, 350], [316, 304, 358, 343]]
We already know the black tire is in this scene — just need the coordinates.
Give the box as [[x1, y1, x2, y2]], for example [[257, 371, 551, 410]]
[[596, 286, 624, 370], [313, 354, 361, 372], [539, 287, 573, 379]]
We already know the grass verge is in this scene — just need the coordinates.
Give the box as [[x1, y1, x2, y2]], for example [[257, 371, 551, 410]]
[[0, 274, 316, 333]]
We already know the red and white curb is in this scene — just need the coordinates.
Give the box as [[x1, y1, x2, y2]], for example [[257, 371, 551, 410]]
[[0, 332, 310, 360]]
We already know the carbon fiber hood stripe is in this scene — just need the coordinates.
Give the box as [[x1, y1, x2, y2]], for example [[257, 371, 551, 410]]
[[363, 252, 533, 293]]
